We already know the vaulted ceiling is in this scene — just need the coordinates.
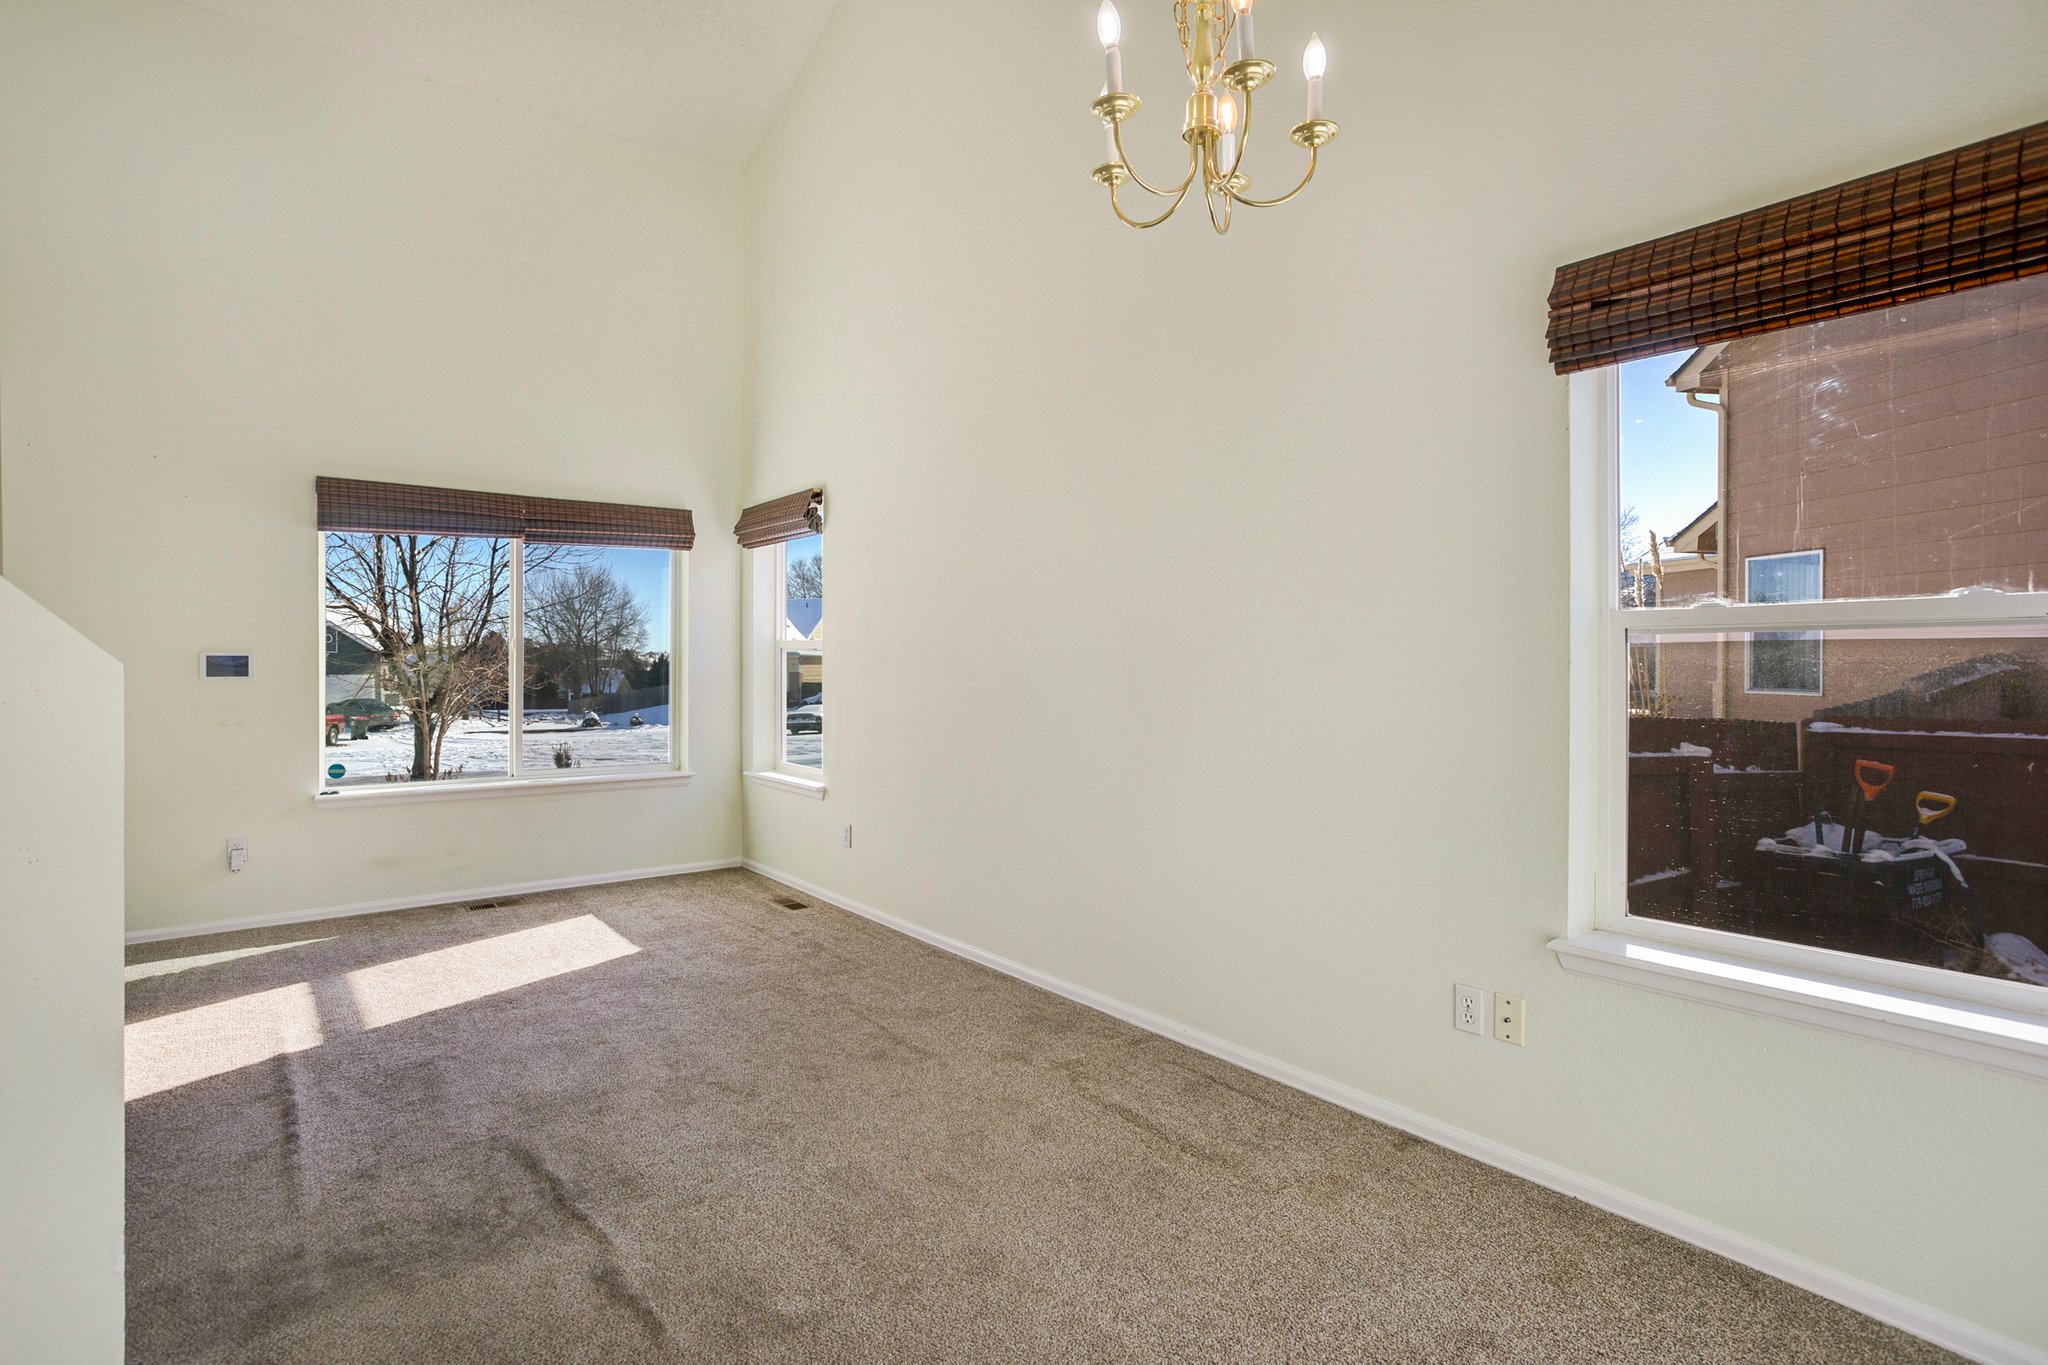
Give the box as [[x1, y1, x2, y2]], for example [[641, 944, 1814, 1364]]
[[176, 0, 841, 171]]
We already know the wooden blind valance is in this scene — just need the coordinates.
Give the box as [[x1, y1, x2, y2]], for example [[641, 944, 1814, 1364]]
[[733, 490, 824, 548], [1547, 120, 2048, 373], [316, 477, 694, 550]]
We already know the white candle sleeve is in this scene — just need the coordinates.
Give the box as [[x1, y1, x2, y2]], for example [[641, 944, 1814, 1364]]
[[1307, 76, 1323, 121], [1238, 13, 1255, 60], [1104, 46, 1123, 93]]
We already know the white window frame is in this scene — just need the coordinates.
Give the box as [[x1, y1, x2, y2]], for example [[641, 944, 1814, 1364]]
[[1556, 365, 2048, 1080], [745, 535, 827, 797], [1742, 549, 1825, 696], [315, 532, 688, 803]]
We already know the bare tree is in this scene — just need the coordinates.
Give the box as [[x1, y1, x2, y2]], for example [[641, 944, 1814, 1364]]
[[325, 533, 537, 780], [786, 552, 823, 600], [524, 562, 648, 705]]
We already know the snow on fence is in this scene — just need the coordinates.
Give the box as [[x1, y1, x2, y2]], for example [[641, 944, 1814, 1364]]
[[1625, 716, 2048, 947]]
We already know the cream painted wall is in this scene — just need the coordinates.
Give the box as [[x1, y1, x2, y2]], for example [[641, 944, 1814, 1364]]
[[0, 577, 124, 1360], [743, 0, 2048, 1351], [0, 0, 744, 935]]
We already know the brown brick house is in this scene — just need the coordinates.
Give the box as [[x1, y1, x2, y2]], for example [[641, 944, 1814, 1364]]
[[1643, 274, 2048, 724]]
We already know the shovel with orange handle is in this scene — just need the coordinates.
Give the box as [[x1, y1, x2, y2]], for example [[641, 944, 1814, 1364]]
[[1843, 759, 1895, 858]]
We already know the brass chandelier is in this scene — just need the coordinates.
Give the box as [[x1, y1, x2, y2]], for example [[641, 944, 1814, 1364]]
[[1090, 0, 1337, 235]]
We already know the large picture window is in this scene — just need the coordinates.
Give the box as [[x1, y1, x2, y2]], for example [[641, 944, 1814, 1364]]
[[1596, 276, 2048, 998], [317, 480, 688, 791]]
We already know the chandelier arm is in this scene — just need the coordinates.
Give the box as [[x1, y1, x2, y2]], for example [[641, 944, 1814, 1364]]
[[1203, 186, 1233, 235], [1110, 172, 1196, 229], [1112, 120, 1199, 198], [1228, 147, 1319, 208]]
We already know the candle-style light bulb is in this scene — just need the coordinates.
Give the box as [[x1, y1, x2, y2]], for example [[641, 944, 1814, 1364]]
[[1227, 0, 1255, 61], [1303, 32, 1326, 120], [1215, 88, 1240, 176], [1098, 1, 1125, 93]]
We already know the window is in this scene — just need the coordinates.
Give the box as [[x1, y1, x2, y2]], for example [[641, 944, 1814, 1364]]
[[317, 479, 689, 792], [1554, 120, 2048, 1073], [1580, 276, 2048, 1016], [778, 533, 824, 774], [737, 489, 827, 792], [1743, 551, 1822, 695]]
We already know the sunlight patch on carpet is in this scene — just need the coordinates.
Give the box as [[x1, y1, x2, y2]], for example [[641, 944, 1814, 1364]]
[[345, 915, 639, 1029], [125, 937, 335, 983], [125, 982, 323, 1101]]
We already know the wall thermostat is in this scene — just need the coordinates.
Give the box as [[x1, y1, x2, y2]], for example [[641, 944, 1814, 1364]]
[[200, 652, 252, 679]]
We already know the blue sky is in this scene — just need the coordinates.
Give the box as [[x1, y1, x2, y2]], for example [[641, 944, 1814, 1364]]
[[785, 533, 822, 579], [1618, 349, 1718, 550], [586, 545, 671, 653]]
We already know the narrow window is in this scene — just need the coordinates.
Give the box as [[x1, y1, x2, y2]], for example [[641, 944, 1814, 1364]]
[[780, 533, 824, 773]]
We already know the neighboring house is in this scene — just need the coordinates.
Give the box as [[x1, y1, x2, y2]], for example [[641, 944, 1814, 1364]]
[[785, 597, 822, 640], [323, 620, 386, 706], [1645, 276, 2048, 722], [784, 603, 823, 706]]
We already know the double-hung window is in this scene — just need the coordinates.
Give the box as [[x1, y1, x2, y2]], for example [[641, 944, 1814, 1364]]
[[317, 478, 690, 793], [737, 490, 827, 791], [1552, 122, 2048, 1077], [777, 533, 825, 774]]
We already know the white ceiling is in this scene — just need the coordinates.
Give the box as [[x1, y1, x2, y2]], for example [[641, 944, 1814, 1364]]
[[177, 0, 841, 171]]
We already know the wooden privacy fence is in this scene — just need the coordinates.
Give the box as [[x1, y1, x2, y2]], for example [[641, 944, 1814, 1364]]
[[1626, 751, 1806, 923], [1803, 720, 2048, 942], [1626, 717, 2048, 944]]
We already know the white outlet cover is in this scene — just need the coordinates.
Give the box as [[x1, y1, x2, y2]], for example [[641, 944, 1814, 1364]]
[[1454, 984, 1488, 1036]]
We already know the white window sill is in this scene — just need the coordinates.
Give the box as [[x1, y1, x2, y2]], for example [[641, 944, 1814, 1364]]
[[316, 769, 692, 808], [1551, 930, 2048, 1082], [745, 771, 827, 799]]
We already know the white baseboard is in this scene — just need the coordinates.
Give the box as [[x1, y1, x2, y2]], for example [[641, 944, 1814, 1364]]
[[123, 858, 744, 945], [740, 860, 2043, 1365]]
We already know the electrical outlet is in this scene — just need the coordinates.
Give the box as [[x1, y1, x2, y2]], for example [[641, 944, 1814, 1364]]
[[1453, 984, 1488, 1035], [226, 837, 248, 873], [1494, 993, 1526, 1046], [841, 824, 853, 848]]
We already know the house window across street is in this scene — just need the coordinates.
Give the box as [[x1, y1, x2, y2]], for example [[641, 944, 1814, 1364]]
[[1744, 551, 1823, 696]]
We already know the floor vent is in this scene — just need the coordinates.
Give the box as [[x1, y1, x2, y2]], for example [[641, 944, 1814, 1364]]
[[468, 898, 519, 911], [772, 896, 808, 910]]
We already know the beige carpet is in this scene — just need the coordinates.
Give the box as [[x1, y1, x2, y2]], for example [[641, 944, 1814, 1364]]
[[124, 868, 1953, 1363]]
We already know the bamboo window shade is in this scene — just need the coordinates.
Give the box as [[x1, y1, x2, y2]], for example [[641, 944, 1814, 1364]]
[[733, 490, 824, 548], [1547, 120, 2048, 373], [315, 477, 694, 550]]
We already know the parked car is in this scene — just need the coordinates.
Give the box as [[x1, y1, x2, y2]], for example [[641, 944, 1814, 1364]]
[[785, 705, 823, 734], [324, 698, 399, 743]]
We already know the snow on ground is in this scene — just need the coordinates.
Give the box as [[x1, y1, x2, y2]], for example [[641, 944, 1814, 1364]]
[[784, 732, 822, 768], [322, 713, 670, 786]]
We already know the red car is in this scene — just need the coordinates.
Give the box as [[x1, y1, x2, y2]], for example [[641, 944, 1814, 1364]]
[[324, 698, 399, 743]]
